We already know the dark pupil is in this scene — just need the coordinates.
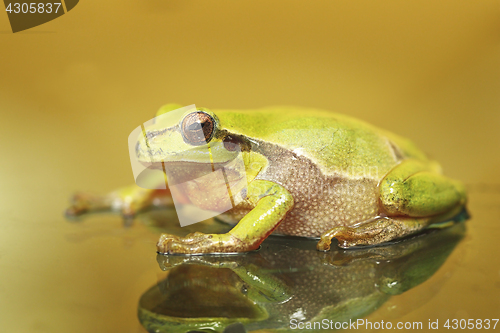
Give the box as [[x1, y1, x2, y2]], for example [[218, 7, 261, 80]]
[[187, 121, 206, 132], [196, 120, 211, 141]]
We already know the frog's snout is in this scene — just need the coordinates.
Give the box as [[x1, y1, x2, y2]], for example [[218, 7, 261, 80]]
[[135, 137, 154, 163], [135, 129, 159, 160]]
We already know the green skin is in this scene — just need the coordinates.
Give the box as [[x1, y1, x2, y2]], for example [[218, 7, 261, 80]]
[[66, 104, 467, 254]]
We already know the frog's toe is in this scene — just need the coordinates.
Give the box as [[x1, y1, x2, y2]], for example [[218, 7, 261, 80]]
[[318, 226, 361, 250], [157, 233, 217, 254], [65, 193, 91, 217], [316, 237, 333, 252], [156, 233, 180, 254], [156, 233, 214, 254], [65, 192, 116, 217], [65, 205, 85, 217]]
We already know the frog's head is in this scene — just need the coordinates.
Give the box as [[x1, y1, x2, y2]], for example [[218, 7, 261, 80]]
[[134, 105, 260, 214], [136, 105, 242, 166]]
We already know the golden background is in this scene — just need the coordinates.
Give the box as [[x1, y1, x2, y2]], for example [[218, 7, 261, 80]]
[[0, 1, 499, 332]]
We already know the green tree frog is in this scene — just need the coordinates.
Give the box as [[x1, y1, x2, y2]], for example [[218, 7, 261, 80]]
[[67, 104, 467, 254]]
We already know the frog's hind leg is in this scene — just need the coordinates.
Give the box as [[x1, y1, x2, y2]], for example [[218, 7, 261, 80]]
[[317, 216, 432, 250], [317, 159, 467, 251], [379, 159, 467, 219]]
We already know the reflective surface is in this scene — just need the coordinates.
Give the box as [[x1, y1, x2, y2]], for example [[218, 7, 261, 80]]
[[140, 219, 465, 332], [1, 1, 500, 332]]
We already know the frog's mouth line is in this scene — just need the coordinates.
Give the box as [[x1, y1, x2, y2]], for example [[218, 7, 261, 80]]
[[141, 161, 248, 188], [141, 160, 232, 171]]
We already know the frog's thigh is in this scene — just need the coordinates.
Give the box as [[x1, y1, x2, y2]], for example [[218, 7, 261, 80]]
[[317, 160, 467, 251], [380, 159, 466, 218], [157, 180, 294, 254], [317, 216, 431, 250]]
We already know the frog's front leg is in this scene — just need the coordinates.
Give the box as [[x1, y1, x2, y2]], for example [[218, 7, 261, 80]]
[[318, 159, 467, 251], [157, 180, 294, 254]]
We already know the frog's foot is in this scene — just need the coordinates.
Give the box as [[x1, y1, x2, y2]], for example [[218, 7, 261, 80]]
[[317, 226, 364, 251], [317, 240, 422, 265], [157, 232, 256, 255], [65, 191, 139, 227], [66, 187, 172, 224], [317, 217, 431, 251], [65, 192, 115, 217]]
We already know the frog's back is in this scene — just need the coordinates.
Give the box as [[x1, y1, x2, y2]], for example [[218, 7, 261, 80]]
[[217, 106, 428, 180]]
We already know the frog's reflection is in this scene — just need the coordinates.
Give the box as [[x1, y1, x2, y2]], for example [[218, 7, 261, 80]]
[[138, 222, 465, 333]]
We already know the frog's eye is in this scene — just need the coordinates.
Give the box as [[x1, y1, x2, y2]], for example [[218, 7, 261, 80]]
[[181, 111, 216, 145]]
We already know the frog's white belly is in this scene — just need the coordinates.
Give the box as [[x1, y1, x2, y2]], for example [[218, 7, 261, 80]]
[[275, 178, 379, 237], [225, 141, 383, 238]]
